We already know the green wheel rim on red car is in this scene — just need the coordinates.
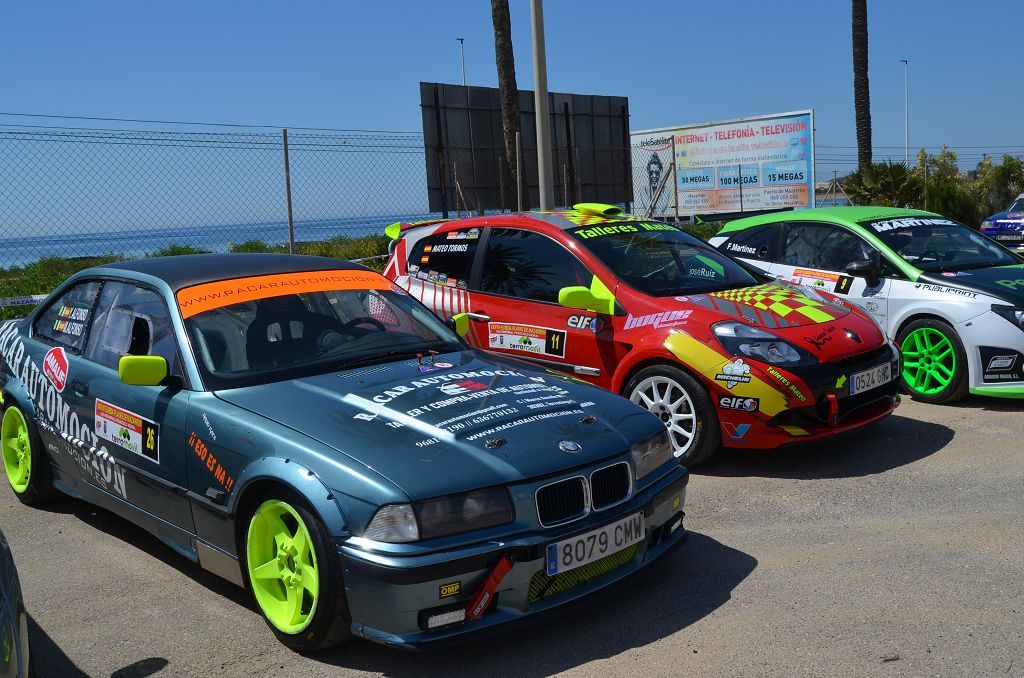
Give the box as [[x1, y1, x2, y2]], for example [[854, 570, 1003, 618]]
[[900, 327, 957, 395], [1, 407, 32, 494], [246, 500, 320, 634]]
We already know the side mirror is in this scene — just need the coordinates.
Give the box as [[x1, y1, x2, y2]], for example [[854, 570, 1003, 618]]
[[845, 258, 881, 288], [449, 312, 470, 337], [119, 355, 168, 386], [558, 286, 602, 312]]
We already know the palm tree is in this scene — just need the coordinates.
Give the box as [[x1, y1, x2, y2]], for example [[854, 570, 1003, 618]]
[[852, 0, 872, 168], [491, 0, 521, 210]]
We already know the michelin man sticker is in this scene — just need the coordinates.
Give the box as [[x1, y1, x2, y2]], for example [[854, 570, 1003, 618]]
[[715, 359, 751, 389]]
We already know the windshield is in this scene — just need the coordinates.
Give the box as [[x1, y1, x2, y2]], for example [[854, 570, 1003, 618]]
[[569, 221, 761, 296], [178, 271, 463, 390], [861, 218, 1020, 272], [1007, 198, 1024, 214]]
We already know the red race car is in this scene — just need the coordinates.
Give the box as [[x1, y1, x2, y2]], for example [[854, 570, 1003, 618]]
[[383, 204, 899, 465]]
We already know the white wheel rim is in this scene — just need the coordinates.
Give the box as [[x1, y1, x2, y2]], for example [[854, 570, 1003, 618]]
[[629, 376, 697, 457]]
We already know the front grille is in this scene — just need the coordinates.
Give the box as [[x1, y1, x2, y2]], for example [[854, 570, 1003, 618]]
[[832, 343, 891, 368], [590, 462, 631, 510], [527, 544, 638, 602], [536, 477, 586, 526]]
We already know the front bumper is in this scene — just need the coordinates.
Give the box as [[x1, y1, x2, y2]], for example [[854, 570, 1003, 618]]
[[719, 343, 901, 449], [337, 468, 688, 648]]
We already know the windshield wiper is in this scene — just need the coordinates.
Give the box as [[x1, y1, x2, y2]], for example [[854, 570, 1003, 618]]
[[334, 349, 429, 372]]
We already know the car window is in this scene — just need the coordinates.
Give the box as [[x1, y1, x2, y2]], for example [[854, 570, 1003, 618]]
[[32, 280, 101, 352], [722, 224, 780, 262], [478, 228, 592, 303], [861, 217, 1021, 272], [782, 223, 874, 271], [84, 281, 180, 374], [406, 228, 480, 288]]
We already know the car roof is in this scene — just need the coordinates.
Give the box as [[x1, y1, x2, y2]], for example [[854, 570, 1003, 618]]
[[96, 253, 365, 292], [719, 206, 944, 235], [401, 208, 646, 236]]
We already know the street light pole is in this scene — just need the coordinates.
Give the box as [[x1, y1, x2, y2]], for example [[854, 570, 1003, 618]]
[[900, 59, 909, 165], [530, 0, 554, 209]]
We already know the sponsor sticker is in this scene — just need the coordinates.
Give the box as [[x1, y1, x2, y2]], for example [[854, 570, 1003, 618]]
[[714, 359, 751, 389], [980, 347, 1024, 383], [623, 309, 692, 331], [94, 399, 160, 463], [722, 422, 751, 440], [718, 395, 759, 411], [567, 315, 605, 333], [488, 323, 567, 358], [913, 283, 978, 299], [863, 216, 957, 233], [439, 582, 461, 598], [43, 347, 69, 392]]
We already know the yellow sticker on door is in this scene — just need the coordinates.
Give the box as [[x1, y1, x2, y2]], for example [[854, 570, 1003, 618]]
[[488, 322, 567, 358], [94, 398, 160, 463]]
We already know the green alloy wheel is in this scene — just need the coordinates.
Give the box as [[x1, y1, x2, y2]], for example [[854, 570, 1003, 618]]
[[2, 407, 32, 494], [897, 319, 968, 404], [247, 499, 321, 634], [1, 404, 58, 505], [244, 497, 352, 651]]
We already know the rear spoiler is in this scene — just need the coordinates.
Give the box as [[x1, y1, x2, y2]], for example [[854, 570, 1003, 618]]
[[384, 219, 450, 240]]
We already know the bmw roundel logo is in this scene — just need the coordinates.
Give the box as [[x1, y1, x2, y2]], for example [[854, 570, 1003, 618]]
[[559, 440, 582, 454]]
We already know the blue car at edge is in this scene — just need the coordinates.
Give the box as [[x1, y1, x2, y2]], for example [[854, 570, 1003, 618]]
[[981, 193, 1024, 252], [0, 254, 688, 652]]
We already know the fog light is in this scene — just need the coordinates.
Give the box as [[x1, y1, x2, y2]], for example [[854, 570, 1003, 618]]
[[425, 608, 466, 629]]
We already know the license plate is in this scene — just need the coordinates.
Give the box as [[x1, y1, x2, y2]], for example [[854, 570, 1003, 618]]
[[545, 512, 645, 576], [995, 234, 1020, 241], [850, 362, 891, 395]]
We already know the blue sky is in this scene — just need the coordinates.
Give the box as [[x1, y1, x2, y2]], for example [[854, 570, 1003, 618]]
[[2, 0, 1019, 174]]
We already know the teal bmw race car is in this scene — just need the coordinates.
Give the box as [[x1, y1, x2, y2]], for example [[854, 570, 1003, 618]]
[[711, 207, 1024, 402], [0, 254, 688, 651]]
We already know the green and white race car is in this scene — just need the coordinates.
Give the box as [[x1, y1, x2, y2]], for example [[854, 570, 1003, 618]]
[[710, 207, 1024, 403]]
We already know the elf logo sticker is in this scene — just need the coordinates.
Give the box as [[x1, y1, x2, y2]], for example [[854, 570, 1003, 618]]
[[722, 422, 751, 440], [43, 347, 69, 393], [715, 359, 752, 389], [718, 396, 759, 412]]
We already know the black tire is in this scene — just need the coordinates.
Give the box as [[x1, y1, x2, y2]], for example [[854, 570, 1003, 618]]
[[895, 318, 969, 404], [623, 364, 721, 467], [240, 490, 352, 652], [1, 403, 60, 505]]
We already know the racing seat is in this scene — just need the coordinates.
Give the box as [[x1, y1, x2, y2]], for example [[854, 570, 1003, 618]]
[[245, 295, 336, 369]]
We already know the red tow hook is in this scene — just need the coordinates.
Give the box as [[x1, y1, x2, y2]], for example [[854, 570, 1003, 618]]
[[825, 392, 839, 426], [466, 555, 514, 620]]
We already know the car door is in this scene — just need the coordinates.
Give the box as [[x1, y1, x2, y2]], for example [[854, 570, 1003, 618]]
[[770, 222, 894, 327], [75, 279, 194, 531], [466, 227, 607, 381]]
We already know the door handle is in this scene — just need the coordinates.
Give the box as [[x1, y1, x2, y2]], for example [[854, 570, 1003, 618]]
[[71, 378, 89, 396], [467, 312, 491, 322]]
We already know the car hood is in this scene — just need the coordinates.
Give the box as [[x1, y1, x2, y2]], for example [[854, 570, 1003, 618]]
[[215, 351, 660, 500], [918, 263, 1024, 305]]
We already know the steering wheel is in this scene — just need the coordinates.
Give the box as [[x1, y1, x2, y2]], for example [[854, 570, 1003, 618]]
[[920, 249, 941, 263], [339, 316, 388, 334]]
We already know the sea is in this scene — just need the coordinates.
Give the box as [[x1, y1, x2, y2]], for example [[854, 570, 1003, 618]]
[[0, 213, 446, 268]]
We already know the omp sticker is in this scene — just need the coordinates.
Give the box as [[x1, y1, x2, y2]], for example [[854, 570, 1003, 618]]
[[177, 270, 392, 318], [94, 399, 159, 463], [488, 323, 567, 358], [439, 581, 461, 598]]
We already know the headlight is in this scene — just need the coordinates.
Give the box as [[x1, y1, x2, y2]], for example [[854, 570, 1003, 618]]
[[992, 305, 1024, 331], [713, 321, 817, 366], [364, 503, 419, 542], [981, 220, 994, 231], [631, 430, 674, 477], [414, 487, 514, 539]]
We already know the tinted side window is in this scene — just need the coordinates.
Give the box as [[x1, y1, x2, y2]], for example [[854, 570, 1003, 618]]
[[479, 229, 591, 303], [722, 224, 779, 262], [84, 282, 179, 373], [33, 281, 101, 352], [407, 229, 480, 288], [782, 223, 873, 271]]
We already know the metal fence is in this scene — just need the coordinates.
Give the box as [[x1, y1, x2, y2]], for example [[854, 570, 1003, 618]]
[[0, 122, 432, 267]]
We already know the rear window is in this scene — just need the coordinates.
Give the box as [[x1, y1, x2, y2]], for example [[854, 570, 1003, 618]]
[[407, 229, 480, 289]]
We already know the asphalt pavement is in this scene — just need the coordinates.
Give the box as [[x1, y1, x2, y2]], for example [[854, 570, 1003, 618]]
[[3, 397, 1022, 677]]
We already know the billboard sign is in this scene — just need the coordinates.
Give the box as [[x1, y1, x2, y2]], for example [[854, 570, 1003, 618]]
[[632, 110, 814, 216]]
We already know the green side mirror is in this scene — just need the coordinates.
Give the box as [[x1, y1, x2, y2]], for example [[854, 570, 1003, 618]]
[[450, 312, 470, 337], [558, 286, 602, 311], [119, 355, 168, 386]]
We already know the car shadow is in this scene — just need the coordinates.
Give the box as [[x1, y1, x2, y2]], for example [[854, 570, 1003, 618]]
[[28, 614, 88, 678], [35, 496, 251, 609], [697, 413, 954, 480], [947, 395, 1023, 413], [315, 532, 756, 676]]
